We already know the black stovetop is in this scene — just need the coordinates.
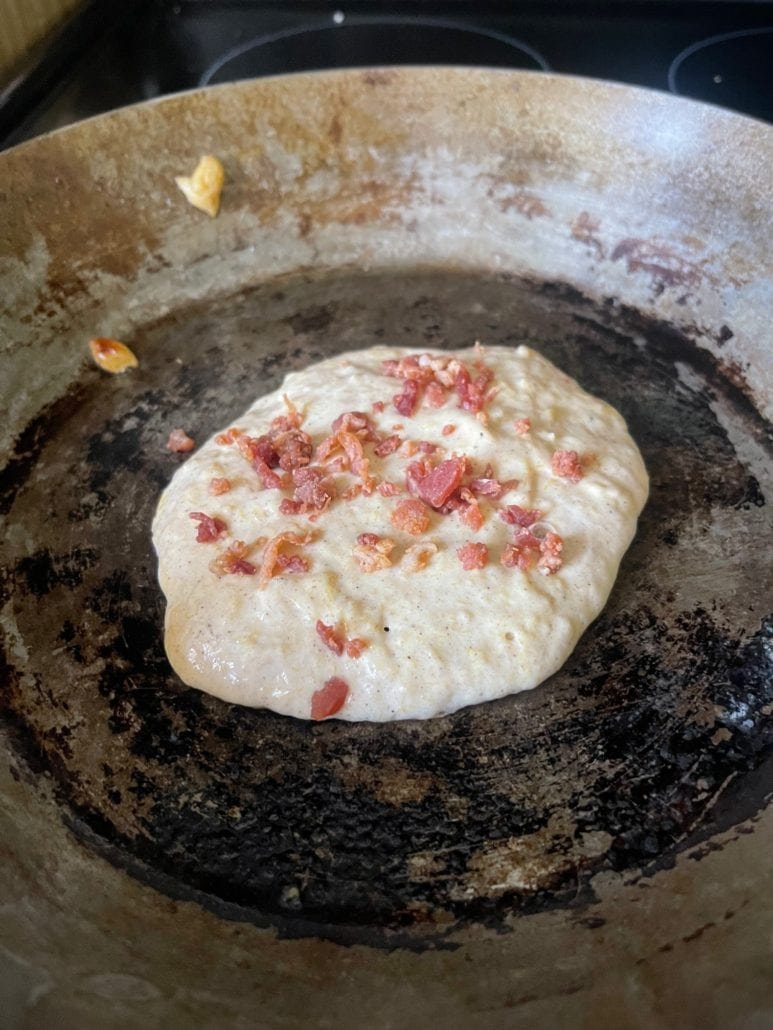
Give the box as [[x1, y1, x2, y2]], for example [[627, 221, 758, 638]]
[[2, 0, 771, 149]]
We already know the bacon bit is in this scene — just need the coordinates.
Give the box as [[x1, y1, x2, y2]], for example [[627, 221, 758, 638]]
[[514, 418, 531, 436], [374, 434, 402, 457], [89, 337, 139, 374], [402, 541, 438, 572], [455, 362, 494, 416], [378, 481, 402, 497], [391, 498, 431, 535], [276, 554, 310, 574], [166, 428, 195, 453], [317, 427, 374, 491], [189, 511, 227, 543], [500, 528, 542, 571], [210, 539, 259, 577], [258, 531, 312, 588], [458, 500, 484, 531], [311, 676, 349, 720], [401, 439, 420, 458], [209, 477, 231, 495], [424, 381, 447, 408], [416, 441, 439, 454], [391, 423, 404, 431], [279, 394, 303, 429], [342, 483, 363, 500], [405, 458, 433, 497], [331, 410, 376, 438], [456, 541, 489, 570], [441, 423, 456, 436], [345, 638, 368, 659], [175, 154, 225, 217], [290, 466, 334, 511], [499, 504, 543, 527], [372, 400, 385, 413], [467, 477, 517, 500], [538, 531, 564, 575], [416, 457, 465, 509], [215, 427, 242, 445], [552, 449, 584, 482], [393, 378, 421, 417], [316, 619, 345, 656], [357, 533, 382, 546], [353, 534, 395, 572], [382, 354, 434, 384]]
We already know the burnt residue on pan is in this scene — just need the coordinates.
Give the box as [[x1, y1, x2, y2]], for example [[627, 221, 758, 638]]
[[1, 269, 771, 947]]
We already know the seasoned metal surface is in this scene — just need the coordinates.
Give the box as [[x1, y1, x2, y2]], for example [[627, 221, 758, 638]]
[[2, 269, 770, 945], [1, 68, 772, 1023]]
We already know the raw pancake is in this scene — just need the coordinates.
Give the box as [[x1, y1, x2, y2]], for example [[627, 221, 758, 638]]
[[152, 345, 649, 721]]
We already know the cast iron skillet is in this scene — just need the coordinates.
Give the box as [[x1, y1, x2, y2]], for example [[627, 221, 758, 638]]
[[0, 70, 771, 1025]]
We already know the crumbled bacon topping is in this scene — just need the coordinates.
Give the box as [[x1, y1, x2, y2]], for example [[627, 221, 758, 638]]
[[415, 457, 465, 509], [311, 676, 349, 720], [391, 499, 431, 535], [514, 418, 531, 436], [289, 466, 334, 512], [424, 381, 447, 408], [456, 541, 489, 570], [458, 498, 484, 531], [317, 426, 375, 492], [499, 504, 543, 528], [537, 531, 564, 575], [316, 619, 344, 655], [552, 449, 584, 482], [167, 428, 195, 453], [441, 424, 456, 436], [209, 477, 231, 495], [209, 539, 259, 577], [500, 528, 542, 571], [257, 531, 312, 588], [374, 434, 402, 457], [189, 511, 227, 543], [345, 638, 368, 659], [377, 481, 402, 497], [402, 541, 438, 572], [382, 350, 496, 422], [467, 476, 517, 500], [393, 378, 421, 417], [353, 534, 395, 572]]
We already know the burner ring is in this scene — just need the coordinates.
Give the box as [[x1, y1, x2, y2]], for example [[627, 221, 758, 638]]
[[200, 15, 550, 88]]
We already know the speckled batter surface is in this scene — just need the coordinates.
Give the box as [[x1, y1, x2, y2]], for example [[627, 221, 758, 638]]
[[152, 345, 648, 721]]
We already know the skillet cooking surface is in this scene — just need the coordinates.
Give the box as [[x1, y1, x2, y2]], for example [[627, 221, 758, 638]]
[[2, 267, 771, 946]]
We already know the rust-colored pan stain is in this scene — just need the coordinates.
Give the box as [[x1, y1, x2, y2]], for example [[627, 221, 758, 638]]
[[1, 269, 770, 947]]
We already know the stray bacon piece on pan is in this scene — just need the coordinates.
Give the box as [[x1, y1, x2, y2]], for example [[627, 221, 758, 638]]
[[390, 499, 431, 535], [175, 154, 225, 217], [456, 541, 489, 570], [551, 449, 584, 482], [189, 511, 227, 543], [166, 428, 196, 453], [311, 676, 349, 720], [89, 337, 138, 374]]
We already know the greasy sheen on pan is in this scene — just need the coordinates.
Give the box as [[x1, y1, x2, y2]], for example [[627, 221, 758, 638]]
[[152, 345, 649, 721]]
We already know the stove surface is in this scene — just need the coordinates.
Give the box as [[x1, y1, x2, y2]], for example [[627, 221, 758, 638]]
[[1, 1, 771, 148]]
